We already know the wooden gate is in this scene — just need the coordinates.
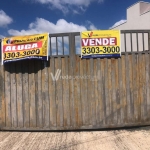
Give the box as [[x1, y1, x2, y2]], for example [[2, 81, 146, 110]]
[[0, 30, 150, 130]]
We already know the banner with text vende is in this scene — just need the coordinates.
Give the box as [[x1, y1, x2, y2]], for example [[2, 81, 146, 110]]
[[1, 33, 49, 64], [81, 30, 121, 58]]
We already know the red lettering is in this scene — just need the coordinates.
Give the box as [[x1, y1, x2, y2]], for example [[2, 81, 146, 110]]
[[3, 41, 43, 52], [82, 38, 117, 46]]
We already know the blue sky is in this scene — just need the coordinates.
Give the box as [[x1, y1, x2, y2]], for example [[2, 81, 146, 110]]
[[0, 0, 149, 38]]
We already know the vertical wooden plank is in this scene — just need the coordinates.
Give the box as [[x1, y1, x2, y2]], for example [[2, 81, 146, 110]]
[[22, 60, 29, 128], [0, 64, 5, 128], [90, 58, 96, 126], [77, 56, 82, 127], [146, 52, 150, 121], [97, 58, 102, 125], [115, 58, 121, 125], [93, 58, 99, 126], [140, 53, 145, 122], [144, 53, 148, 121], [118, 57, 122, 125], [80, 57, 84, 126], [121, 55, 127, 124], [100, 58, 105, 125], [35, 60, 43, 128], [16, 62, 23, 128], [141, 54, 146, 121], [85, 59, 89, 126], [107, 58, 112, 125], [28, 60, 36, 127], [49, 57, 57, 127], [125, 54, 131, 123], [62, 56, 70, 127], [111, 58, 117, 124], [42, 61, 49, 128], [56, 57, 63, 127], [118, 56, 123, 125], [69, 33, 75, 128], [148, 52, 150, 121], [104, 58, 109, 125], [138, 53, 142, 121], [132, 53, 136, 122], [10, 63, 17, 128], [74, 55, 79, 127], [4, 64, 11, 127], [74, 56, 82, 127], [61, 57, 66, 127], [83, 59, 89, 126], [87, 59, 92, 126], [128, 54, 134, 122], [133, 54, 139, 122]]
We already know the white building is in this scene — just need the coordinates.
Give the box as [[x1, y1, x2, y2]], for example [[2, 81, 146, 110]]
[[111, 1, 150, 30], [111, 1, 150, 52]]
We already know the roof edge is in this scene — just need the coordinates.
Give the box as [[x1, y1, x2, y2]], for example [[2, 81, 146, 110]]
[[127, 1, 150, 10], [110, 21, 127, 29]]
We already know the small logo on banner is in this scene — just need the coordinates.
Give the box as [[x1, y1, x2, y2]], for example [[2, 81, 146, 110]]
[[88, 31, 93, 38]]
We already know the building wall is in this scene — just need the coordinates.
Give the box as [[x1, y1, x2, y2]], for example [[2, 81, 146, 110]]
[[112, 2, 150, 52], [140, 2, 150, 15], [113, 2, 150, 30]]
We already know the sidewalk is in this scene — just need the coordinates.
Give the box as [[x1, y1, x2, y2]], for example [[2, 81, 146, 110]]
[[0, 126, 150, 150]]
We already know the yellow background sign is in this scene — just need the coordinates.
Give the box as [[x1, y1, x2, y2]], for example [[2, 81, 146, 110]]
[[2, 33, 49, 64], [81, 30, 121, 58]]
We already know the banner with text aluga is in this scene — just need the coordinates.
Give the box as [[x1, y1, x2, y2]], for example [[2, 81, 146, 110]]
[[81, 30, 121, 58], [1, 33, 49, 65]]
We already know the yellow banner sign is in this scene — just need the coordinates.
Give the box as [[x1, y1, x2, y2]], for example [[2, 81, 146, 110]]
[[81, 30, 121, 58], [2, 33, 49, 64]]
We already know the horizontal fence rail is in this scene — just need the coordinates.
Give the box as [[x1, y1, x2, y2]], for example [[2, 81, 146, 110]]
[[0, 30, 150, 130]]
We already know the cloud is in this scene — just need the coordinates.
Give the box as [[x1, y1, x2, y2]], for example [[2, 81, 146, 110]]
[[0, 35, 4, 39], [8, 18, 89, 36], [32, 0, 104, 13], [110, 19, 126, 29], [86, 20, 97, 30], [7, 17, 97, 56], [0, 10, 13, 27], [7, 18, 96, 55]]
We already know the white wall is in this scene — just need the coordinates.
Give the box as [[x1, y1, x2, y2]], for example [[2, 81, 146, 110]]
[[113, 2, 150, 30], [112, 2, 150, 52]]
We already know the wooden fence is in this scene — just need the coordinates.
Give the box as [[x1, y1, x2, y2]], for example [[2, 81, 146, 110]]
[[0, 30, 150, 130]]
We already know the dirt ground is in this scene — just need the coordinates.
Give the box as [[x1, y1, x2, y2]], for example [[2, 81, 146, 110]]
[[0, 126, 150, 150]]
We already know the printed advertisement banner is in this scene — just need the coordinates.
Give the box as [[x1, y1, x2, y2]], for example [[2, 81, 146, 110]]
[[1, 33, 49, 64], [81, 30, 121, 58]]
